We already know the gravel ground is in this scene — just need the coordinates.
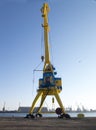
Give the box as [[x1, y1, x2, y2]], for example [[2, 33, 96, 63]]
[[0, 117, 96, 130]]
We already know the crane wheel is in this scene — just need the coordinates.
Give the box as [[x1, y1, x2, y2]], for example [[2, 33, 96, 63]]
[[25, 114, 35, 119], [64, 113, 71, 119], [58, 113, 71, 119], [36, 113, 42, 117]]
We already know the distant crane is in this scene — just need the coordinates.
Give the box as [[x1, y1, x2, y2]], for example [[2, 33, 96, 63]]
[[26, 3, 70, 118]]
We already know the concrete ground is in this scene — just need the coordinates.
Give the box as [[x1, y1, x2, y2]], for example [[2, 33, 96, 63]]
[[0, 117, 96, 130]]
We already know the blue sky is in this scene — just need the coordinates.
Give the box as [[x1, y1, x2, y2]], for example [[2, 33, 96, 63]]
[[0, 0, 96, 111]]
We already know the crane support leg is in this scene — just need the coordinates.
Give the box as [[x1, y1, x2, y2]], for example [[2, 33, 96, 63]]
[[29, 91, 43, 114], [36, 93, 47, 114], [55, 93, 66, 114]]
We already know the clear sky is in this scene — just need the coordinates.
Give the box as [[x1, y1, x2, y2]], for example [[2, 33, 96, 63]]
[[0, 0, 96, 111]]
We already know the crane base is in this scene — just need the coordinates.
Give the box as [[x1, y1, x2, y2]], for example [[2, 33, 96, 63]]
[[36, 113, 42, 117], [25, 114, 35, 119], [25, 113, 43, 119], [58, 113, 71, 119]]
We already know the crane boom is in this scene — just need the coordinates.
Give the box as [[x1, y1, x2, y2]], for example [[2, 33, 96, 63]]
[[39, 3, 62, 92], [41, 3, 52, 72]]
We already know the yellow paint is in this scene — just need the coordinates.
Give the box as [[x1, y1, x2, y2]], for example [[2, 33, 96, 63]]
[[28, 3, 66, 115]]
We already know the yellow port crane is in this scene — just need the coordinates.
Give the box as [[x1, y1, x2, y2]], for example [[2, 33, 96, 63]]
[[26, 3, 70, 118]]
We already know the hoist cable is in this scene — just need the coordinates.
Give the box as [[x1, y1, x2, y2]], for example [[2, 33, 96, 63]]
[[33, 61, 43, 71], [32, 61, 43, 96], [41, 20, 44, 57], [48, 0, 54, 66], [49, 31, 54, 66]]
